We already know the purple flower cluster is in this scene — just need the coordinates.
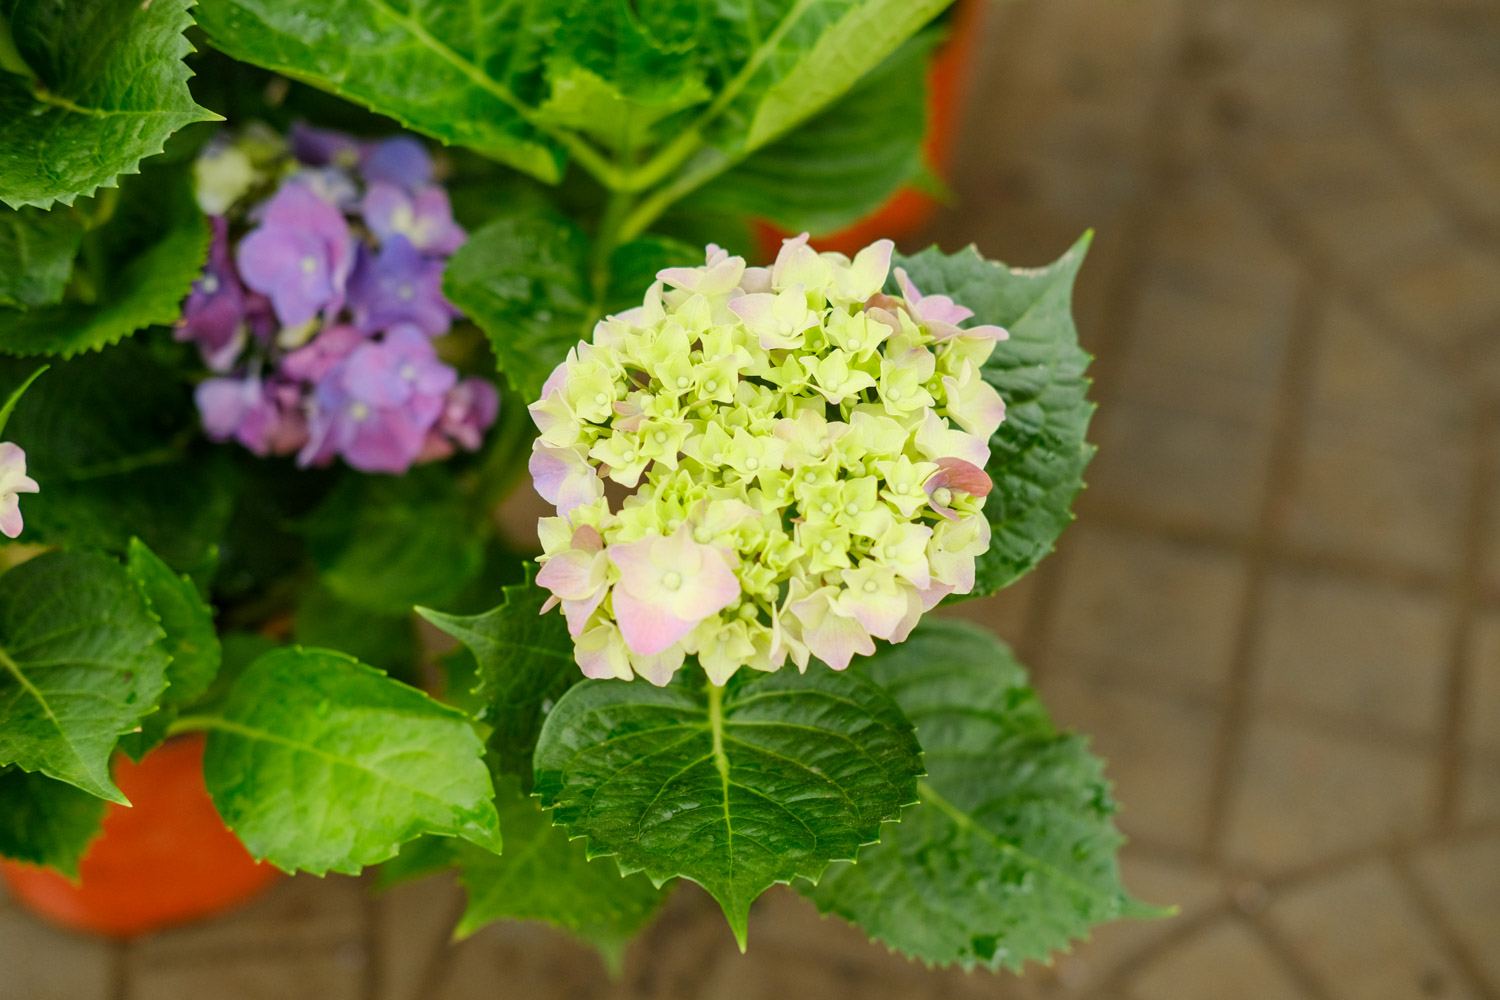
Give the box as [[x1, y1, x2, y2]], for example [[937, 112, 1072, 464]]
[[180, 125, 498, 475]]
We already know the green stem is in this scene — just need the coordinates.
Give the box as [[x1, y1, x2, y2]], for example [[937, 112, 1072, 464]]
[[166, 714, 224, 737], [616, 147, 733, 243]]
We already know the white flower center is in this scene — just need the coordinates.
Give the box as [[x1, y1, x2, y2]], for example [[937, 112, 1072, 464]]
[[300, 256, 319, 275], [398, 284, 415, 301], [201, 275, 220, 294], [705, 380, 718, 392], [400, 364, 418, 380], [820, 502, 834, 515], [676, 376, 690, 388], [349, 402, 370, 420], [654, 431, 668, 444], [845, 503, 860, 516], [662, 571, 682, 591], [863, 580, 879, 593], [745, 457, 759, 470], [693, 527, 712, 543], [594, 392, 610, 405], [932, 487, 954, 507], [622, 449, 637, 462], [819, 540, 834, 553], [803, 471, 817, 484], [887, 388, 902, 401]]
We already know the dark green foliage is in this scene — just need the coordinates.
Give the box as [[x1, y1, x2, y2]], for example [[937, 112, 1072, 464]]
[[533, 667, 923, 948], [893, 236, 1097, 595], [804, 620, 1156, 970]]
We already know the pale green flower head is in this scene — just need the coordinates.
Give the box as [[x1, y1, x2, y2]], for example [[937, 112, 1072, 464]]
[[530, 236, 1009, 686]]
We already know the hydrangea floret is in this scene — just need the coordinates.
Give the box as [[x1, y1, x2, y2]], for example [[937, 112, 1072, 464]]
[[181, 126, 498, 475], [0, 443, 38, 539], [530, 236, 1008, 686]]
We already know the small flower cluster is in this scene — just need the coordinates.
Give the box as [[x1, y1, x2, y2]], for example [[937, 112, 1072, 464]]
[[531, 235, 1007, 686], [181, 124, 498, 474]]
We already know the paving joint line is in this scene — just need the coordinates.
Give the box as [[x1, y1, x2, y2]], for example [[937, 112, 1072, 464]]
[[1434, 402, 1495, 827], [1199, 271, 1322, 863], [1243, 911, 1339, 1000], [1388, 851, 1500, 1000]]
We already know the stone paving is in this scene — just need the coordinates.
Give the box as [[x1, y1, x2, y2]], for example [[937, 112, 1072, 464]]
[[4, 0, 1499, 996]]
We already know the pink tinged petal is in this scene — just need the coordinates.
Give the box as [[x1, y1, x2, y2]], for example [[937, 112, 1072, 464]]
[[888, 588, 925, 644], [933, 457, 993, 497], [634, 645, 686, 687], [738, 267, 772, 294], [0, 443, 35, 495], [540, 359, 571, 401], [664, 549, 740, 623], [838, 582, 914, 641], [789, 590, 874, 671], [529, 444, 603, 515], [0, 494, 22, 538], [605, 536, 660, 597], [560, 590, 607, 637], [917, 582, 955, 612], [894, 267, 973, 326], [536, 549, 602, 601], [576, 624, 632, 680], [540, 595, 561, 613], [946, 374, 1007, 439], [611, 587, 697, 656]]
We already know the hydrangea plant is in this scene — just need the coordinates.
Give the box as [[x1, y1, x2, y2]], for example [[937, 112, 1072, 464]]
[[0, 0, 1157, 976]]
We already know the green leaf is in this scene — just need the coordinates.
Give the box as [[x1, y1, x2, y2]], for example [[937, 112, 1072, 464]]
[[0, 161, 212, 357], [127, 538, 220, 709], [193, 0, 567, 182], [0, 767, 107, 876], [737, 0, 949, 151], [0, 360, 44, 437], [684, 29, 933, 236], [802, 619, 1152, 970], [455, 776, 665, 969], [532, 667, 923, 949], [443, 209, 593, 403], [118, 537, 221, 761], [892, 235, 1096, 595], [534, 59, 708, 154], [304, 467, 485, 616], [202, 646, 503, 876], [0, 345, 237, 570], [0, 551, 168, 803], [0, 206, 83, 308], [417, 563, 579, 786], [0, 0, 220, 209]]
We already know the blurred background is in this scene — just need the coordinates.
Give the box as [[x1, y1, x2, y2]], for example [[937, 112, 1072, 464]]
[[4, 0, 1498, 996]]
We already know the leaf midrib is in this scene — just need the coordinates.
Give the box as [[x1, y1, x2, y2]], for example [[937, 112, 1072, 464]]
[[915, 778, 1122, 913], [199, 714, 478, 815], [0, 644, 99, 792]]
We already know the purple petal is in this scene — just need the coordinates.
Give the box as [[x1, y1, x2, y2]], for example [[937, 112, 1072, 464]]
[[361, 137, 433, 190]]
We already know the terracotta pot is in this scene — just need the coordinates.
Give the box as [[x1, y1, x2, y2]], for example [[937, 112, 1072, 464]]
[[755, 0, 984, 259], [0, 735, 281, 937]]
